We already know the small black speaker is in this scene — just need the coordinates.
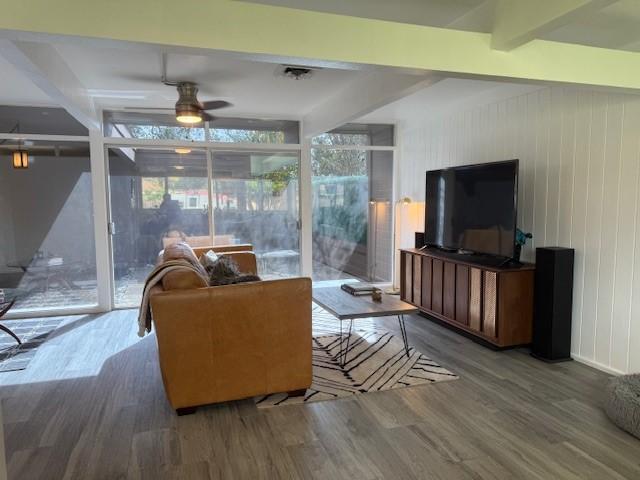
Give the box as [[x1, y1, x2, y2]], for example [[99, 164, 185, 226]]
[[532, 247, 574, 362], [415, 232, 425, 248]]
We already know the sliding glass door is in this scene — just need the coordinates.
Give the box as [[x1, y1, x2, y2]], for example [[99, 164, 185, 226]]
[[0, 140, 98, 312], [107, 146, 301, 307], [211, 151, 300, 278], [311, 124, 395, 283], [107, 147, 210, 308]]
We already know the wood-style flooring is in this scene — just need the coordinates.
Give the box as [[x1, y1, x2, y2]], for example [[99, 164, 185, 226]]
[[0, 309, 639, 479]]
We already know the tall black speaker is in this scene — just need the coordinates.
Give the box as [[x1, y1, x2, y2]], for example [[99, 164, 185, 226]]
[[532, 247, 574, 362]]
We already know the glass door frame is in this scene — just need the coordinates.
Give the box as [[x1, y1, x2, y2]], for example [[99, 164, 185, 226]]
[[103, 138, 303, 309]]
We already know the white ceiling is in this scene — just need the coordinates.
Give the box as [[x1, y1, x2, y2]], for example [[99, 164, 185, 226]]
[[542, 0, 640, 52], [0, 43, 374, 119], [240, 0, 640, 52], [3, 0, 635, 128], [56, 44, 375, 118], [0, 55, 53, 107], [0, 41, 550, 127], [1, 0, 638, 122], [359, 78, 542, 124]]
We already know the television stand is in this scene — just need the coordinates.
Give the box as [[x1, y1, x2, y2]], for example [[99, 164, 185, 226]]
[[400, 248, 534, 348], [418, 246, 523, 269], [498, 257, 523, 268]]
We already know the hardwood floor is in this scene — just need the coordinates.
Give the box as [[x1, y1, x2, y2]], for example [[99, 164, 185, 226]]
[[0, 309, 639, 479]]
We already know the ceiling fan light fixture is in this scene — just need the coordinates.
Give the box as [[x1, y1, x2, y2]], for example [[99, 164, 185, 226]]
[[175, 82, 204, 124], [176, 108, 202, 125], [12, 150, 28, 169], [174, 147, 192, 154], [176, 115, 202, 124]]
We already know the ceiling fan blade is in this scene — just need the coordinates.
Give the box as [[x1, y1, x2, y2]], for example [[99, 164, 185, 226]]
[[201, 100, 232, 111], [202, 112, 215, 122]]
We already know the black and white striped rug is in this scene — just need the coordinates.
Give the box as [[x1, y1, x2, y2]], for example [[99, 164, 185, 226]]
[[255, 305, 458, 407]]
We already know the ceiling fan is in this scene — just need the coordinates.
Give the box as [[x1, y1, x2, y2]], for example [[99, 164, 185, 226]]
[[171, 82, 231, 124], [126, 53, 232, 124]]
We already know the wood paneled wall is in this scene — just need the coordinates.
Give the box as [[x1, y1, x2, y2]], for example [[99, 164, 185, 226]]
[[399, 86, 640, 374]]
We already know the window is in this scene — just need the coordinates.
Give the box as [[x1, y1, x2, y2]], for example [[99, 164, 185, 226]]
[[209, 118, 299, 144], [0, 140, 97, 311], [103, 111, 205, 141], [312, 123, 394, 147], [103, 112, 301, 144], [311, 123, 394, 282]]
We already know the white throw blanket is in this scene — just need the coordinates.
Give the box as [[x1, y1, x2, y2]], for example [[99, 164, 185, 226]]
[[137, 260, 206, 337]]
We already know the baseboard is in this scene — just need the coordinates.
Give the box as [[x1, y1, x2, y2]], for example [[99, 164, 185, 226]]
[[571, 354, 626, 376]]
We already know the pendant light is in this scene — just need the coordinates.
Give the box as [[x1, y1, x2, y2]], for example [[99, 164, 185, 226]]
[[11, 122, 28, 169], [12, 150, 28, 169]]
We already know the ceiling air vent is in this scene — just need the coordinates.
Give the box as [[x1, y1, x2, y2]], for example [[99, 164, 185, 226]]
[[281, 65, 315, 80]]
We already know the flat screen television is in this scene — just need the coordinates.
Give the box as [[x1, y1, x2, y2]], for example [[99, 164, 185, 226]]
[[424, 159, 518, 258]]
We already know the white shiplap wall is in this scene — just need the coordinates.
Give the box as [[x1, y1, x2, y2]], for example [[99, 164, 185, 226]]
[[398, 86, 640, 374]]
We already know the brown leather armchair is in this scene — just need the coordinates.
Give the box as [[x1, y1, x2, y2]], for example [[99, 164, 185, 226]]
[[149, 244, 312, 414]]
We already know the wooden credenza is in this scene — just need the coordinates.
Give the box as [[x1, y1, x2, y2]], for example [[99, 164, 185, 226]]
[[400, 248, 534, 348]]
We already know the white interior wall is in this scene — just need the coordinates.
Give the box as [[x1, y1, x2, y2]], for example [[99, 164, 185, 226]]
[[0, 157, 95, 267], [398, 85, 640, 374]]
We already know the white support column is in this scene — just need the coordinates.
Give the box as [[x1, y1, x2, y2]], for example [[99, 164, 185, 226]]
[[299, 137, 313, 278], [89, 129, 113, 311]]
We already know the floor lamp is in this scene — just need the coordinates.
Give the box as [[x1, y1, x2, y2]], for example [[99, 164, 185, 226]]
[[386, 197, 412, 295]]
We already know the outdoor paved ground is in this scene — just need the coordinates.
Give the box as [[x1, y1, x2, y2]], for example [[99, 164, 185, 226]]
[[5, 260, 361, 314]]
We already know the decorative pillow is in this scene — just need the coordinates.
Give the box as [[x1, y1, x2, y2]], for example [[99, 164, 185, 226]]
[[206, 255, 261, 286], [199, 249, 219, 271], [163, 242, 208, 278]]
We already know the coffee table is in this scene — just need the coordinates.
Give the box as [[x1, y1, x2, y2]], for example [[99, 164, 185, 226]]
[[312, 286, 418, 366]]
